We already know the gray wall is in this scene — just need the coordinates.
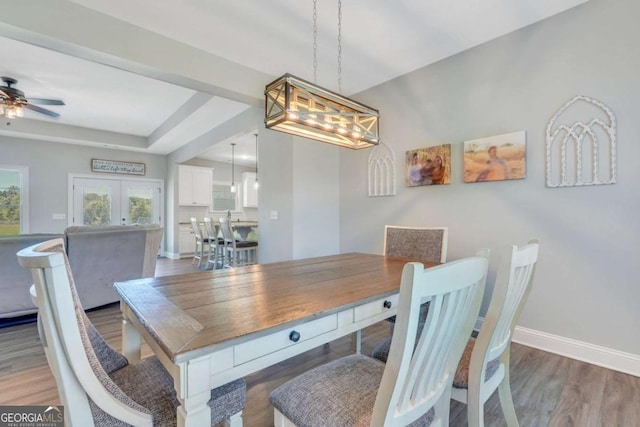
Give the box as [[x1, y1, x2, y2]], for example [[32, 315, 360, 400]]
[[293, 137, 340, 259], [0, 135, 167, 233], [257, 129, 295, 263], [252, 131, 341, 263], [339, 0, 640, 355]]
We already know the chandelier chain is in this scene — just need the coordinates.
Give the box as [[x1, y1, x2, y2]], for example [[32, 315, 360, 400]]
[[337, 0, 343, 93], [313, 0, 318, 84]]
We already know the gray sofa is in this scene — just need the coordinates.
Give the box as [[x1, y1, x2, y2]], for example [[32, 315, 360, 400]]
[[1, 225, 163, 319]]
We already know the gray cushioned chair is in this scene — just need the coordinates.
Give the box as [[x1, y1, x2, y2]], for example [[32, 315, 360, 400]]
[[269, 254, 488, 427], [17, 238, 245, 426], [383, 225, 448, 331], [384, 225, 448, 263]]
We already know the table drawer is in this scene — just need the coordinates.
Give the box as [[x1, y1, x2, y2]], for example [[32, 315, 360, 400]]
[[353, 294, 399, 323], [234, 314, 338, 365]]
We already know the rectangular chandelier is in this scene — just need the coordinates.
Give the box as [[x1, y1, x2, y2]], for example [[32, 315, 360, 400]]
[[265, 73, 379, 150]]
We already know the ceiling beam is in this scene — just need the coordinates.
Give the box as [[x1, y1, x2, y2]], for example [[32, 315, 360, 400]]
[[168, 107, 263, 165], [0, 118, 148, 150], [147, 92, 214, 150], [0, 0, 272, 107]]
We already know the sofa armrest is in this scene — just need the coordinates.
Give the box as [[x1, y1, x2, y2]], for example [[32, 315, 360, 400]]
[[0, 234, 64, 318]]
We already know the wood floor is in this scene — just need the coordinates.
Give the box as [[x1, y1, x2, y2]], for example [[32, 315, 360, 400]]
[[1, 257, 638, 426]]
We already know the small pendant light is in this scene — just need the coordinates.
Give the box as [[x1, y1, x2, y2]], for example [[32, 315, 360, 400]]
[[253, 133, 259, 190], [230, 142, 237, 193]]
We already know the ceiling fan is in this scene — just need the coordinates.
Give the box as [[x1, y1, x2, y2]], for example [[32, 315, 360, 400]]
[[0, 76, 65, 119]]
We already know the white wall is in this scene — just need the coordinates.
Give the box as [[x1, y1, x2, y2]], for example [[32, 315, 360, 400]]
[[0, 135, 167, 233], [339, 0, 640, 357]]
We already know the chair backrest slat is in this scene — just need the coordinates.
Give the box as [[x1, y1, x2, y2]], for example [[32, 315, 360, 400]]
[[203, 217, 217, 240], [484, 242, 539, 364], [218, 217, 235, 243], [372, 254, 488, 426], [190, 217, 203, 240]]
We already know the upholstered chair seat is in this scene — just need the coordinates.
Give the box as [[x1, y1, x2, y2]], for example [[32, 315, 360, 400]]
[[452, 338, 500, 389], [270, 354, 435, 427]]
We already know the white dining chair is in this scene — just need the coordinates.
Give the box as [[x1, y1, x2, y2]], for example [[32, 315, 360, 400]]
[[203, 217, 224, 270], [269, 253, 488, 427], [190, 217, 210, 269], [17, 238, 246, 426], [451, 240, 539, 427], [371, 248, 489, 364], [219, 217, 258, 267]]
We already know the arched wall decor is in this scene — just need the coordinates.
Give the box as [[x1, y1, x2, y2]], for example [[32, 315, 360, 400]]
[[368, 141, 396, 196], [546, 95, 616, 187]]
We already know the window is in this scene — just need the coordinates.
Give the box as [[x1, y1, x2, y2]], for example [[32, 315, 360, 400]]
[[0, 166, 28, 235], [212, 183, 238, 212]]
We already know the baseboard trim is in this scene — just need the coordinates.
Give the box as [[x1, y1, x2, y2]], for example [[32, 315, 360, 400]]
[[163, 252, 182, 260], [475, 317, 640, 377]]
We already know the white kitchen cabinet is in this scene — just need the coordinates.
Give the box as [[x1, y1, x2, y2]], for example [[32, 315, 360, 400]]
[[179, 165, 212, 206], [179, 226, 194, 256], [242, 172, 258, 208]]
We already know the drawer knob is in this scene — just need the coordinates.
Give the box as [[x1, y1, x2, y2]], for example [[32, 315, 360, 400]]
[[383, 300, 392, 309], [289, 331, 301, 342]]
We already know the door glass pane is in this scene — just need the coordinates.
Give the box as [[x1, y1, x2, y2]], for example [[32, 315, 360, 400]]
[[0, 170, 21, 235], [128, 188, 152, 224], [83, 187, 111, 225]]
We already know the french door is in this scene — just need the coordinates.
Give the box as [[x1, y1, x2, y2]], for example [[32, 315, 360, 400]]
[[71, 176, 163, 226]]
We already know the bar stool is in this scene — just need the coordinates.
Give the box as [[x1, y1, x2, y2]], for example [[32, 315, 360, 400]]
[[203, 217, 224, 269], [190, 217, 210, 269], [219, 217, 258, 267]]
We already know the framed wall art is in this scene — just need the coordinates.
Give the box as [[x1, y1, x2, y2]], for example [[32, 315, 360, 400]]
[[463, 131, 526, 183], [91, 159, 146, 176], [405, 144, 451, 187]]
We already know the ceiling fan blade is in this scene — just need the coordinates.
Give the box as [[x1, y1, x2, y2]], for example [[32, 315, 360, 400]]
[[26, 98, 65, 106], [24, 103, 60, 118], [0, 88, 8, 98]]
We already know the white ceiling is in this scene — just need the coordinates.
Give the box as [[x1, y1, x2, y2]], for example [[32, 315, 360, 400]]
[[0, 0, 589, 164]]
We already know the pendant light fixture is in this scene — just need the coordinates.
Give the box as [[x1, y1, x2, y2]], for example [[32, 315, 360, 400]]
[[230, 142, 237, 193], [264, 0, 379, 150], [253, 133, 259, 190]]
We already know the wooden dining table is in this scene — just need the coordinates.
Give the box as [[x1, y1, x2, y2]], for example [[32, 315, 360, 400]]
[[114, 252, 435, 427]]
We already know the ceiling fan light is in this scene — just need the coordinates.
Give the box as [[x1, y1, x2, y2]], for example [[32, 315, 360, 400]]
[[15, 106, 23, 118], [5, 108, 15, 119]]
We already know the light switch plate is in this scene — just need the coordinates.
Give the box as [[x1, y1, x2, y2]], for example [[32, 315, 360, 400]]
[[52, 213, 66, 220], [270, 210, 279, 220]]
